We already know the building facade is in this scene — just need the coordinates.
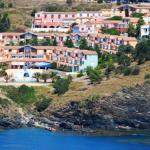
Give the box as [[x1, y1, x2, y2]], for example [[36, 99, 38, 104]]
[[0, 45, 98, 72]]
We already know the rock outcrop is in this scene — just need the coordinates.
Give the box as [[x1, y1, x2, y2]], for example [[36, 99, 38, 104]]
[[49, 83, 150, 131], [1, 83, 150, 133]]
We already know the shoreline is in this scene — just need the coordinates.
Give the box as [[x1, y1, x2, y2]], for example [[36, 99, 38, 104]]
[[1, 125, 150, 137]]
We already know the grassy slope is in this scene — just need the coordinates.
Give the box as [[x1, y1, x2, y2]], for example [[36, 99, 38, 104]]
[[34, 61, 150, 112], [1, 1, 110, 31]]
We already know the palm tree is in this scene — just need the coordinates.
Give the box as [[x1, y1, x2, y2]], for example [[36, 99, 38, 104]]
[[33, 72, 41, 82], [50, 72, 58, 83], [40, 73, 50, 83], [4, 74, 11, 83]]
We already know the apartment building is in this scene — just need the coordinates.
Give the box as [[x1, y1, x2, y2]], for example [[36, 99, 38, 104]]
[[0, 45, 98, 72], [0, 32, 137, 54], [73, 20, 129, 34], [71, 33, 137, 53], [32, 11, 103, 32], [113, 4, 150, 17]]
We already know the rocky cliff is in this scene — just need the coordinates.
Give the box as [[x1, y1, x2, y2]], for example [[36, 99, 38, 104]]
[[48, 83, 150, 132], [1, 83, 150, 133]]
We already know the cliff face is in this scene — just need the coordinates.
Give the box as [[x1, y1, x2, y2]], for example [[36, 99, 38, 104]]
[[0, 99, 25, 129], [49, 83, 150, 131], [1, 83, 150, 132]]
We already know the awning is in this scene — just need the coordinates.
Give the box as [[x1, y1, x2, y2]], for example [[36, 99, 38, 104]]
[[32, 62, 52, 68]]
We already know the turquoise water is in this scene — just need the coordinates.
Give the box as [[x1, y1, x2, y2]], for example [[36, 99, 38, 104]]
[[0, 128, 150, 150]]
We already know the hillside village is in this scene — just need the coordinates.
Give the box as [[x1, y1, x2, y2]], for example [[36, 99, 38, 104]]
[[0, 1, 150, 132]]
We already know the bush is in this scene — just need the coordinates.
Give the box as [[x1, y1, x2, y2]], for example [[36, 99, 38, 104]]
[[109, 16, 122, 20], [36, 97, 52, 112], [144, 73, 150, 80], [6, 85, 36, 104], [131, 66, 140, 75], [132, 12, 144, 18], [53, 78, 71, 95], [123, 67, 132, 76], [0, 98, 10, 107], [77, 72, 84, 78], [88, 69, 102, 84]]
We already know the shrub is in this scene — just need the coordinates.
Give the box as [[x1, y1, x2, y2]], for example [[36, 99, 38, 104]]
[[88, 69, 102, 84], [144, 73, 150, 80], [132, 12, 144, 18], [53, 78, 70, 95], [123, 67, 132, 76], [67, 75, 73, 83], [77, 72, 84, 78], [109, 16, 122, 20], [6, 85, 36, 104], [131, 66, 140, 75], [36, 97, 52, 112], [0, 98, 10, 107]]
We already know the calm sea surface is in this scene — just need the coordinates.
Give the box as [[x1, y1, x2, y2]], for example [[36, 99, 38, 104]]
[[0, 128, 150, 150]]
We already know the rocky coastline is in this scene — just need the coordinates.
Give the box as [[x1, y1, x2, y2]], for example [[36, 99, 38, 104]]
[[0, 83, 150, 135]]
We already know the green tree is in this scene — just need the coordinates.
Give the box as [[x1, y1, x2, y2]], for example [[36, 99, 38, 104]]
[[136, 17, 144, 38], [109, 16, 122, 20], [33, 72, 41, 82], [30, 37, 38, 46], [0, 13, 10, 32], [49, 72, 58, 83], [79, 38, 88, 50], [52, 38, 57, 46], [64, 37, 74, 48], [94, 44, 101, 59], [132, 12, 144, 18], [134, 39, 150, 64], [88, 68, 102, 84], [102, 27, 119, 35], [128, 23, 136, 37], [118, 45, 134, 55], [40, 72, 50, 83], [53, 78, 70, 95], [117, 52, 131, 67], [31, 8, 37, 17]]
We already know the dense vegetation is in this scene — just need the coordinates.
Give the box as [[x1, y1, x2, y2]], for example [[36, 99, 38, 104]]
[[0, 85, 36, 105], [36, 96, 52, 112], [0, 13, 10, 32]]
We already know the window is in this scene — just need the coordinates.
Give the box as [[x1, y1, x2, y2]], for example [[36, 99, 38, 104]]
[[72, 14, 75, 17], [51, 15, 54, 18], [65, 14, 68, 18], [44, 15, 47, 18], [37, 14, 40, 17], [9, 49, 12, 52], [58, 14, 61, 18]]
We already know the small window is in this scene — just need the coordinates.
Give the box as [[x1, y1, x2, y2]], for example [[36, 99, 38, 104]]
[[58, 14, 61, 18], [9, 49, 12, 52], [44, 15, 47, 18], [65, 14, 68, 18]]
